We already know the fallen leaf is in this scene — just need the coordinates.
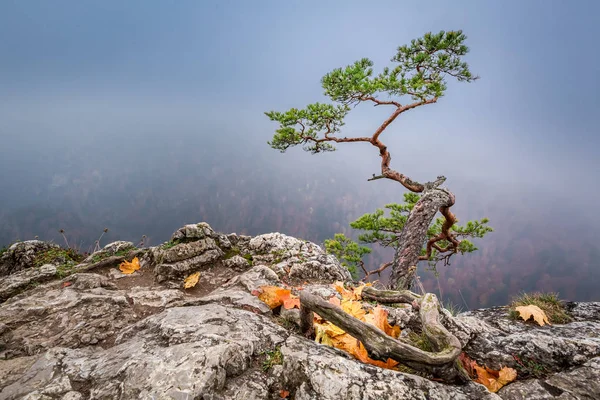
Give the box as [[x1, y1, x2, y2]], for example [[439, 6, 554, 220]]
[[515, 305, 551, 326], [119, 257, 140, 274], [331, 282, 370, 301], [460, 353, 517, 392], [279, 389, 290, 398], [313, 298, 400, 371], [183, 271, 200, 289], [62, 281, 72, 288], [363, 305, 401, 338], [328, 296, 341, 307], [459, 352, 478, 378], [473, 364, 518, 392], [254, 286, 300, 310], [283, 297, 300, 310], [353, 282, 372, 299], [340, 299, 366, 321]]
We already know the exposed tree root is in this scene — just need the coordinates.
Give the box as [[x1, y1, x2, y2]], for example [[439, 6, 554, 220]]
[[299, 288, 468, 383]]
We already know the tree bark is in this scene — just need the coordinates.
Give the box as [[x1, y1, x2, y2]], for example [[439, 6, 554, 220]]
[[299, 289, 468, 383], [389, 187, 455, 291]]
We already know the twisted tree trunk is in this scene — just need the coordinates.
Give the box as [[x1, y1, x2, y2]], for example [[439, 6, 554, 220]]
[[389, 186, 455, 291]]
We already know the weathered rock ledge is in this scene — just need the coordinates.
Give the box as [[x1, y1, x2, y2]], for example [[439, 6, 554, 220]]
[[0, 222, 598, 399]]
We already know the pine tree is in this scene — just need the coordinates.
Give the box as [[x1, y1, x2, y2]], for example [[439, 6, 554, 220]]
[[266, 30, 492, 291]]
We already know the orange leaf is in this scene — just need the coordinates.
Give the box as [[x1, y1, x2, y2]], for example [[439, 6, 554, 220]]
[[254, 286, 300, 310], [279, 389, 290, 398], [62, 281, 72, 288], [460, 356, 518, 393], [328, 296, 341, 307], [364, 305, 401, 338], [282, 297, 300, 310], [119, 257, 140, 274]]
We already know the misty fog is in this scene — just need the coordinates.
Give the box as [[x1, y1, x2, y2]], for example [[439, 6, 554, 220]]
[[1, 1, 599, 309]]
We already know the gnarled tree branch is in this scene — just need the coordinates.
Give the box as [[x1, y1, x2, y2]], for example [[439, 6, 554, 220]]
[[299, 290, 468, 383]]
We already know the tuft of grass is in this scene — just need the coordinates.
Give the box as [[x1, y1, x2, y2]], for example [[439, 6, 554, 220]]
[[90, 248, 132, 264], [509, 292, 572, 324], [0, 245, 8, 258], [242, 253, 254, 266], [33, 247, 85, 279], [161, 239, 182, 250], [442, 301, 463, 317], [261, 347, 283, 371], [223, 246, 241, 259]]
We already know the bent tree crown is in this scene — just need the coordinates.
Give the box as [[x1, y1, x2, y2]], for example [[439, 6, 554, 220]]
[[265, 30, 490, 290]]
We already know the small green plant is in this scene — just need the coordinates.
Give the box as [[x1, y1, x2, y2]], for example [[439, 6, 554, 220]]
[[508, 292, 572, 324], [406, 331, 434, 352], [90, 248, 132, 264], [442, 301, 463, 317], [223, 246, 241, 259], [161, 239, 182, 250], [242, 253, 254, 266], [0, 245, 8, 258], [324, 234, 371, 280], [261, 347, 283, 371], [512, 354, 547, 378], [33, 247, 84, 279]]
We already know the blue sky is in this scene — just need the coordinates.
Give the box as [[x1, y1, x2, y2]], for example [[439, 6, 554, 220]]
[[0, 0, 598, 210]]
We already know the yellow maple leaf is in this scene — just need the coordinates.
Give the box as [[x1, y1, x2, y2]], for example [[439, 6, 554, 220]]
[[119, 257, 140, 274], [515, 305, 551, 326], [331, 282, 371, 301], [253, 286, 300, 310], [340, 299, 366, 321], [183, 271, 200, 289]]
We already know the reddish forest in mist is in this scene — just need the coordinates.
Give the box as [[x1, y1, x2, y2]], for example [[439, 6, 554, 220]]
[[1, 156, 598, 310]]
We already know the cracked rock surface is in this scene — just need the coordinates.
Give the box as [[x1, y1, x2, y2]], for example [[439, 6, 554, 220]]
[[1, 222, 599, 399]]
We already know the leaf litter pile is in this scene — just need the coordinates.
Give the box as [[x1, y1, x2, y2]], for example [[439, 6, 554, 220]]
[[253, 281, 517, 392]]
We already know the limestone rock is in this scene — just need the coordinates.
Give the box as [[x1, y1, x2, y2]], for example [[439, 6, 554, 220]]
[[82, 241, 135, 263], [0, 273, 179, 359], [458, 306, 600, 373], [222, 254, 251, 271], [280, 335, 501, 400], [151, 237, 224, 282], [247, 232, 351, 283], [0, 264, 57, 302], [0, 305, 289, 400], [0, 241, 60, 277], [1, 222, 599, 400]]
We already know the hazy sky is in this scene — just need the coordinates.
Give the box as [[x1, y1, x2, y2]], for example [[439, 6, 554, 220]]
[[1, 1, 599, 307], [1, 0, 598, 219]]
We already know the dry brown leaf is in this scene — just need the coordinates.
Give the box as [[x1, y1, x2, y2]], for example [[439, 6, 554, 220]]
[[183, 271, 200, 289], [515, 305, 551, 326], [119, 257, 140, 274]]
